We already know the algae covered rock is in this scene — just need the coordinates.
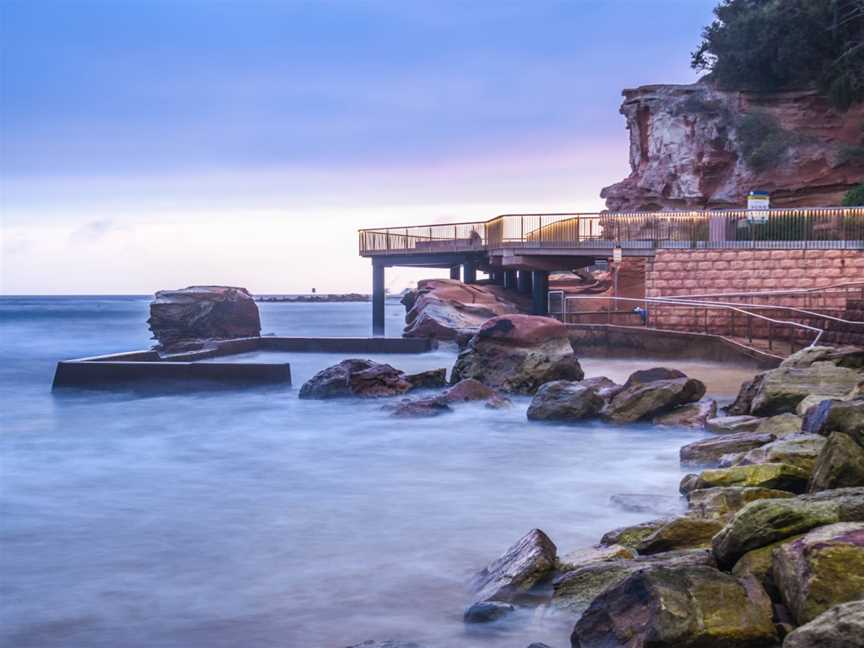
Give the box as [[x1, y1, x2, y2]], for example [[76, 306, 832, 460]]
[[773, 522, 864, 624], [680, 431, 775, 466], [634, 516, 724, 554], [711, 487, 864, 569], [570, 565, 777, 648], [470, 528, 557, 602], [730, 434, 826, 472], [526, 381, 605, 422], [681, 463, 810, 494], [749, 362, 861, 416], [782, 599, 864, 648], [808, 431, 864, 492], [599, 518, 671, 549], [753, 413, 803, 437], [687, 486, 793, 520], [730, 534, 802, 599]]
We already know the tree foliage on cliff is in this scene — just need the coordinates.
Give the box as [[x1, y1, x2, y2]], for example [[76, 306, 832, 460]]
[[692, 0, 864, 109], [843, 184, 864, 205]]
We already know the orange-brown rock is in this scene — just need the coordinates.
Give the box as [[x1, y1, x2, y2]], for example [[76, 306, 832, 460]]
[[602, 83, 864, 211]]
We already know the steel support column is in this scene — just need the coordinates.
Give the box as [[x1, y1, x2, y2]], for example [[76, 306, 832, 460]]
[[372, 262, 386, 336], [463, 259, 477, 284], [503, 270, 517, 290], [532, 270, 549, 316]]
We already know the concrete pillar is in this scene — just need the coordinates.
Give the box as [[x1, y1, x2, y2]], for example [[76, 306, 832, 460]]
[[489, 270, 503, 285], [463, 258, 477, 284], [449, 265, 460, 281], [517, 270, 533, 294], [503, 270, 517, 290], [372, 262, 385, 336], [532, 270, 549, 316]]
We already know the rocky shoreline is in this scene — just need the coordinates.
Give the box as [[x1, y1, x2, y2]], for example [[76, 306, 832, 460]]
[[255, 293, 372, 303]]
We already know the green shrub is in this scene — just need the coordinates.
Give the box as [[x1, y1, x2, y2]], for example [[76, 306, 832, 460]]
[[843, 184, 864, 206], [736, 112, 799, 172]]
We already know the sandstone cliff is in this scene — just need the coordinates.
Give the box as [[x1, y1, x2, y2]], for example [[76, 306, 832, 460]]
[[601, 83, 864, 211]]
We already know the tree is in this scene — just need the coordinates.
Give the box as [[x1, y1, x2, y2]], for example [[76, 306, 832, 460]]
[[692, 0, 864, 109], [843, 184, 864, 205]]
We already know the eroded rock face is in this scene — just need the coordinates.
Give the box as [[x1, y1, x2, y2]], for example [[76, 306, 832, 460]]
[[147, 286, 261, 350], [773, 522, 864, 625], [470, 528, 557, 603], [782, 600, 864, 648], [570, 565, 777, 648], [600, 83, 864, 211], [526, 381, 606, 422], [402, 279, 519, 341], [451, 316, 583, 395], [711, 487, 864, 569], [298, 359, 446, 399]]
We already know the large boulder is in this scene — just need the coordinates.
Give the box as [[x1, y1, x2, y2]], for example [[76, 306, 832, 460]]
[[604, 368, 706, 423], [687, 486, 794, 521], [680, 431, 775, 466], [753, 413, 804, 437], [634, 517, 724, 554], [147, 286, 261, 350], [450, 315, 583, 394], [711, 487, 864, 569], [470, 528, 557, 603], [298, 359, 446, 399], [680, 463, 810, 495], [773, 522, 864, 624], [402, 279, 519, 341], [570, 565, 777, 648], [526, 381, 606, 422], [803, 399, 864, 443], [726, 435, 826, 472], [600, 518, 673, 550], [808, 431, 864, 492], [653, 398, 717, 428], [782, 600, 864, 648]]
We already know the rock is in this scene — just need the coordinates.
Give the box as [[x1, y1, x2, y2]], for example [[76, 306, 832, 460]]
[[600, 83, 864, 212], [609, 493, 683, 517], [635, 517, 725, 554], [404, 369, 447, 390], [705, 415, 764, 434], [604, 370, 706, 423], [680, 431, 775, 466], [402, 279, 519, 340], [147, 286, 261, 350], [526, 644, 554, 648], [577, 376, 622, 400], [389, 397, 452, 418], [444, 378, 496, 402], [773, 522, 864, 624], [687, 486, 794, 520], [345, 642, 425, 648], [450, 315, 583, 395], [299, 359, 416, 399], [808, 431, 864, 492], [470, 529, 557, 602], [749, 362, 862, 416], [526, 381, 605, 422], [730, 535, 803, 599], [754, 413, 804, 438], [599, 518, 672, 549], [463, 601, 515, 624], [681, 463, 810, 495], [783, 345, 864, 370], [726, 374, 765, 416], [557, 544, 636, 572], [729, 435, 826, 472], [711, 487, 864, 569], [782, 599, 864, 648], [570, 565, 777, 648], [803, 399, 864, 443], [797, 393, 836, 416], [653, 398, 717, 428]]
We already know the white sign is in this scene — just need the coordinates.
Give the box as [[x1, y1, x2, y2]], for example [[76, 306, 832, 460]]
[[612, 247, 623, 263], [747, 191, 770, 224]]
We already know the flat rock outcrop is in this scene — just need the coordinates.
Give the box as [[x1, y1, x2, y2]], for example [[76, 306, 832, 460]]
[[601, 83, 864, 211], [451, 315, 583, 394], [148, 286, 261, 351]]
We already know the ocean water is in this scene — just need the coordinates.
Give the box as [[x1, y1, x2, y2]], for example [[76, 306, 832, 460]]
[[0, 297, 756, 648]]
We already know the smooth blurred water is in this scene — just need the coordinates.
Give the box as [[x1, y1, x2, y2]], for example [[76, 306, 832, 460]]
[[0, 297, 755, 648]]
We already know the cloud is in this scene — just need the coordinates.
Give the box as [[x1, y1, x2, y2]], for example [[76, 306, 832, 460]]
[[68, 219, 132, 245]]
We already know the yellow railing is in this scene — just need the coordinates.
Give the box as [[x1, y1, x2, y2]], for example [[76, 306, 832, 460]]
[[358, 207, 864, 255]]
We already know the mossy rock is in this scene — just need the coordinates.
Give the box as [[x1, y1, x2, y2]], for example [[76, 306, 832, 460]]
[[599, 518, 670, 549], [684, 463, 810, 494], [635, 516, 725, 554], [687, 486, 793, 520], [733, 434, 826, 472], [808, 431, 864, 492]]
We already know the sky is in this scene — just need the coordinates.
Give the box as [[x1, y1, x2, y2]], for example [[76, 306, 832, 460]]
[[1, 0, 716, 294]]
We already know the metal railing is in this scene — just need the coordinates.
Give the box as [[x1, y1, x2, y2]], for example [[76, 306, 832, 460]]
[[359, 207, 864, 255], [547, 290, 864, 356]]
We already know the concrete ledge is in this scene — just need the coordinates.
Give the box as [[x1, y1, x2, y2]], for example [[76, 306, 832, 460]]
[[568, 324, 782, 369]]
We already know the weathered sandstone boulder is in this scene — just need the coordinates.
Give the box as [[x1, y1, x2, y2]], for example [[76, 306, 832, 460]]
[[725, 435, 826, 472], [451, 315, 583, 394], [604, 368, 706, 423], [808, 431, 864, 492], [706, 415, 764, 434], [687, 486, 793, 521], [634, 517, 725, 554], [148, 286, 261, 350], [653, 398, 717, 428], [680, 431, 775, 466], [402, 279, 519, 341], [782, 600, 864, 648], [299, 359, 446, 399], [711, 487, 864, 569], [681, 463, 810, 495], [470, 528, 557, 603], [773, 522, 864, 624], [526, 381, 605, 422], [570, 565, 777, 648]]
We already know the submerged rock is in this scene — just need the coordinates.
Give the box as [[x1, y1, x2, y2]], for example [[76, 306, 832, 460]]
[[570, 565, 777, 648], [526, 381, 605, 422], [451, 315, 583, 395], [782, 599, 864, 648], [147, 286, 261, 350], [463, 600, 515, 624], [388, 397, 452, 418], [773, 522, 864, 624], [470, 528, 557, 603]]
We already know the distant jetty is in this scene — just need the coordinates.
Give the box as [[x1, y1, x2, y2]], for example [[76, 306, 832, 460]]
[[255, 293, 371, 303]]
